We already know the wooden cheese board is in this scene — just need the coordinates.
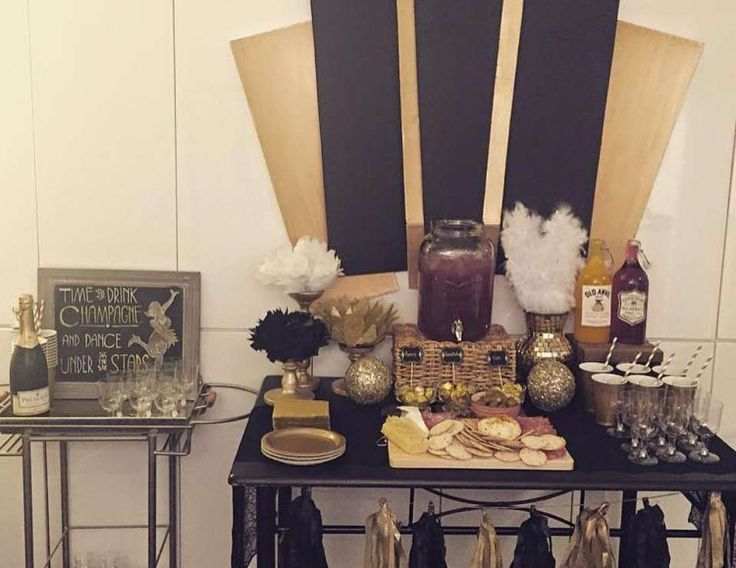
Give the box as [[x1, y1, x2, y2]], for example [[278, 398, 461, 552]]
[[388, 442, 574, 471]]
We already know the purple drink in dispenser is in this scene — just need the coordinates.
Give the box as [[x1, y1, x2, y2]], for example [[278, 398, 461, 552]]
[[418, 220, 495, 342]]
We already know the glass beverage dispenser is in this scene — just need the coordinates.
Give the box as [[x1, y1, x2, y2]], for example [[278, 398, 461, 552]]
[[418, 220, 495, 342]]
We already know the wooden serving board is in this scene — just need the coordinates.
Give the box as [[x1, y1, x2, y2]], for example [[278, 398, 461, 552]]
[[388, 442, 574, 471]]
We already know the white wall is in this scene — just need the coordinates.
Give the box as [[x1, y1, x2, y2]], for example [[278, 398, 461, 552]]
[[0, 0, 734, 566]]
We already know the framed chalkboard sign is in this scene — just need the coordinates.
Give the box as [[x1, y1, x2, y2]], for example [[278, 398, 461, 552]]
[[38, 268, 200, 399]]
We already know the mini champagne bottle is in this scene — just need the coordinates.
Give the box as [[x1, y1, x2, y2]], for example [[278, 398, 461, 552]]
[[10, 294, 50, 416]]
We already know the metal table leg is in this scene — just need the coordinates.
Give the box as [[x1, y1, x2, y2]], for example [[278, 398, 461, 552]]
[[148, 432, 158, 568], [256, 487, 277, 568], [231, 486, 246, 568], [277, 487, 292, 562], [169, 454, 179, 568], [618, 490, 637, 568], [43, 442, 51, 563], [60, 441, 71, 568], [22, 433, 34, 568]]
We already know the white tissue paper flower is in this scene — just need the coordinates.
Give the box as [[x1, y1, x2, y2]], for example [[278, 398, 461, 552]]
[[501, 202, 587, 314], [257, 237, 343, 293]]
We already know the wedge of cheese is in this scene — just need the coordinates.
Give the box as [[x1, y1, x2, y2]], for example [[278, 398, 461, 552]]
[[272, 399, 330, 431], [381, 416, 429, 455]]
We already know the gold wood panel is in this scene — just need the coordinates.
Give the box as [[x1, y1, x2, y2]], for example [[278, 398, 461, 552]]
[[231, 23, 327, 244], [591, 22, 702, 265], [397, 0, 425, 288], [483, 0, 524, 227], [232, 24, 398, 299], [321, 273, 399, 301]]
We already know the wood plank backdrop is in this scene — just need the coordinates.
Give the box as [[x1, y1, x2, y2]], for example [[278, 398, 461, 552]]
[[234, 1, 699, 293]]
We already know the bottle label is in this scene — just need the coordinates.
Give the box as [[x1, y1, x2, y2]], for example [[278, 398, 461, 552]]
[[581, 285, 612, 327], [12, 387, 50, 415], [618, 290, 647, 326]]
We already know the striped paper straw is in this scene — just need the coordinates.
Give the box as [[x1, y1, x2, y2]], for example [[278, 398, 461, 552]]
[[695, 355, 714, 381], [645, 341, 661, 368], [682, 345, 704, 376], [624, 352, 642, 378], [604, 337, 618, 368], [656, 352, 677, 380]]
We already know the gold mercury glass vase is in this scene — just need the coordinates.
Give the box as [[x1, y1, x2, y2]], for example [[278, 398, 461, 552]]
[[517, 312, 574, 378]]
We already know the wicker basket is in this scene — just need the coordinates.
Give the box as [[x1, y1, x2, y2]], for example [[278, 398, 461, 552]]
[[392, 324, 517, 395]]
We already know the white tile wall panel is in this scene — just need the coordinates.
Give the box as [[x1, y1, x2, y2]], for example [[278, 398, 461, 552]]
[[29, 0, 177, 270], [712, 342, 736, 443], [652, 340, 716, 380], [174, 0, 311, 329], [182, 329, 270, 567], [620, 0, 736, 339], [717, 139, 736, 339], [0, 0, 39, 323]]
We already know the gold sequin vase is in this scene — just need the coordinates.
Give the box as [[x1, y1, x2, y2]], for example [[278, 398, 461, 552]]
[[517, 312, 573, 378]]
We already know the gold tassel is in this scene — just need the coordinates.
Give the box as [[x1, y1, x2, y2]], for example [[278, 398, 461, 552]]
[[560, 504, 615, 568], [468, 511, 503, 568], [364, 499, 407, 568], [697, 492, 727, 568]]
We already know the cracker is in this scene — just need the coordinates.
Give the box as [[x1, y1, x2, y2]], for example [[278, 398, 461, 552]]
[[446, 442, 472, 461], [478, 416, 522, 440], [521, 436, 547, 450], [445, 420, 465, 436], [427, 447, 449, 457], [428, 433, 453, 450], [429, 420, 455, 437], [495, 451, 521, 462], [520, 448, 548, 467], [541, 435, 566, 451], [466, 446, 494, 458]]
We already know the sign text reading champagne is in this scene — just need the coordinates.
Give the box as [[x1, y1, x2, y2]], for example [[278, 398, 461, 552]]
[[55, 284, 184, 380]]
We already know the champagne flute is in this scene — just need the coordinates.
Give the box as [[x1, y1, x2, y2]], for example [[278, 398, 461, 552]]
[[620, 392, 641, 454], [155, 366, 178, 417], [628, 393, 659, 466], [127, 374, 154, 418], [656, 394, 687, 463], [688, 396, 723, 464], [607, 389, 630, 439], [97, 374, 124, 417]]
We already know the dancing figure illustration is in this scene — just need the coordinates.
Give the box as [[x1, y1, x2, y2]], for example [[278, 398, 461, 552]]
[[128, 289, 180, 366]]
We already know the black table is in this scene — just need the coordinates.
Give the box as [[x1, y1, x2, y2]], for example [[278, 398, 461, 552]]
[[230, 377, 736, 567]]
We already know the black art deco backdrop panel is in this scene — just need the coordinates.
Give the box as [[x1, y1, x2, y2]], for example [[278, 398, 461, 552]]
[[415, 0, 503, 229], [310, 0, 619, 276], [311, 0, 407, 276], [502, 0, 620, 227]]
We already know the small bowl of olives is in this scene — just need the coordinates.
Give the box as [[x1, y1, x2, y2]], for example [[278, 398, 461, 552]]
[[395, 384, 436, 409], [470, 383, 525, 417]]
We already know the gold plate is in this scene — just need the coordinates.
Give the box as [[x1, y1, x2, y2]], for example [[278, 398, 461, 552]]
[[261, 428, 346, 458], [261, 445, 345, 465], [262, 446, 344, 461]]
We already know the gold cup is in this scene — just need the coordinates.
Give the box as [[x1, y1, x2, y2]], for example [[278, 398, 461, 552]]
[[592, 373, 627, 426], [663, 376, 697, 414], [578, 362, 613, 413], [627, 374, 663, 396]]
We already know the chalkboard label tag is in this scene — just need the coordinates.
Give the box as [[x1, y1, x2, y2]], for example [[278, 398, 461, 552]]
[[487, 350, 508, 367], [400, 346, 424, 364], [441, 347, 463, 365]]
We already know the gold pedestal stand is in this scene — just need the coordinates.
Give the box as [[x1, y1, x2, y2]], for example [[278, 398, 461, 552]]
[[287, 290, 324, 391], [264, 361, 315, 406]]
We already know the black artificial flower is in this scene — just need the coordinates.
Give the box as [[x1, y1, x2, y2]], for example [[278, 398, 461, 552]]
[[249, 309, 329, 363]]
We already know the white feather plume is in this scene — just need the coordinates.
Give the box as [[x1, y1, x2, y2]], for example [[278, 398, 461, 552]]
[[501, 202, 587, 314], [257, 237, 343, 293]]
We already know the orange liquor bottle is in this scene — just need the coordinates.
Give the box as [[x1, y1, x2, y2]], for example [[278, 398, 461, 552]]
[[574, 239, 612, 343]]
